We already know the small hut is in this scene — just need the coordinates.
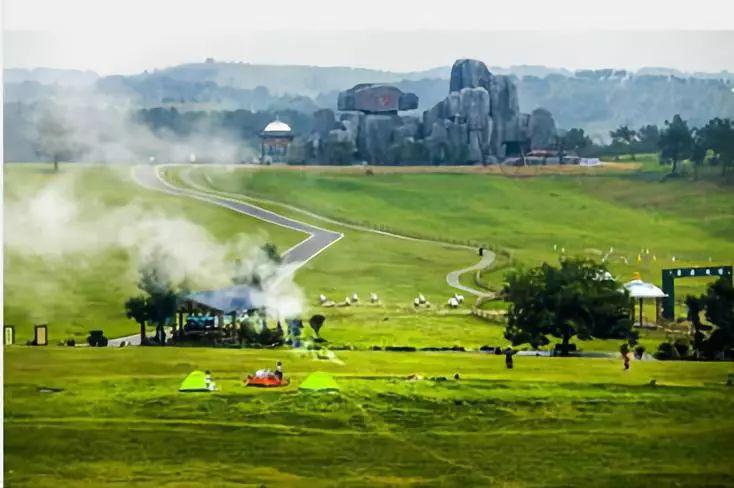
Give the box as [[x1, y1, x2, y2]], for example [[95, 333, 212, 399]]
[[624, 275, 667, 327]]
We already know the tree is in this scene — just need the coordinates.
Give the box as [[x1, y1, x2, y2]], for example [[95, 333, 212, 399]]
[[610, 125, 638, 160], [658, 115, 693, 175], [637, 124, 660, 153], [685, 295, 711, 358], [560, 128, 592, 154], [503, 258, 634, 356], [699, 277, 734, 358], [125, 296, 150, 345], [689, 128, 708, 180], [34, 109, 79, 171], [309, 314, 326, 338], [699, 118, 734, 177]]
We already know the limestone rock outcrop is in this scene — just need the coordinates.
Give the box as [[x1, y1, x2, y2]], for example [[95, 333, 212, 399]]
[[300, 58, 557, 165]]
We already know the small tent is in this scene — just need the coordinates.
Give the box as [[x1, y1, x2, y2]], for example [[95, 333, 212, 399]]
[[299, 372, 340, 392], [179, 370, 211, 392]]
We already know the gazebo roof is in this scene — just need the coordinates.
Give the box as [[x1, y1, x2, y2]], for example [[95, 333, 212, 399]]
[[181, 284, 264, 314], [623, 279, 667, 299]]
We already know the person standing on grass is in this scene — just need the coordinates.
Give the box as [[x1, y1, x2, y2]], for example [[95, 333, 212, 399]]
[[504, 347, 517, 369], [620, 344, 631, 371]]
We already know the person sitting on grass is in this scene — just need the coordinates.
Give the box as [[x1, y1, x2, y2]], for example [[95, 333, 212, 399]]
[[205, 370, 217, 391], [274, 361, 283, 381]]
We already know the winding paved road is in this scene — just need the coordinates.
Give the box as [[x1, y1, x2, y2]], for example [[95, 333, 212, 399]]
[[445, 251, 496, 298], [110, 164, 493, 346]]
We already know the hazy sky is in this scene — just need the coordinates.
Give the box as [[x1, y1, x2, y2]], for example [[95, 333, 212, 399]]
[[3, 0, 734, 74]]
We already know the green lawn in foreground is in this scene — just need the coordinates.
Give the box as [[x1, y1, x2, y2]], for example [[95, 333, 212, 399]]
[[173, 164, 734, 311], [3, 164, 304, 340], [5, 347, 734, 486]]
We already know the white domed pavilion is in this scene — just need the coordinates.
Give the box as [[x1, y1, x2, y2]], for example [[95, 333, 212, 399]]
[[260, 117, 293, 163]]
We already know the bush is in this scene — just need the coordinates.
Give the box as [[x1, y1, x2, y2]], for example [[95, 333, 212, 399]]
[[634, 345, 646, 359], [654, 342, 675, 360]]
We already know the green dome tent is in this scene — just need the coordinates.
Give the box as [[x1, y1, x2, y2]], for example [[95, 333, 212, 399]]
[[179, 371, 211, 392], [299, 372, 340, 392]]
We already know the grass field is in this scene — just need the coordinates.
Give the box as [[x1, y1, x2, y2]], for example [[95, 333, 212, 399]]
[[5, 347, 734, 486], [5, 161, 734, 486]]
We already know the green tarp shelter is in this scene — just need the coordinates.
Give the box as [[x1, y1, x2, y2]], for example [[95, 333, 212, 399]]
[[299, 372, 340, 392], [179, 370, 210, 392]]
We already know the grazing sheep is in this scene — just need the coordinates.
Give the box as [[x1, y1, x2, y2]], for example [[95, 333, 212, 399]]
[[319, 294, 327, 304], [344, 297, 351, 306], [447, 297, 459, 308], [370, 292, 379, 303], [454, 293, 464, 304], [413, 298, 420, 308], [351, 293, 359, 303], [418, 294, 426, 305]]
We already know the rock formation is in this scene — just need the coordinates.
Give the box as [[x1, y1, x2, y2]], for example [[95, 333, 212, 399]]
[[292, 59, 557, 165]]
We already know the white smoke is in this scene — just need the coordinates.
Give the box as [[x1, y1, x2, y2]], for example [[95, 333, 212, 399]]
[[5, 169, 304, 319], [26, 88, 259, 164]]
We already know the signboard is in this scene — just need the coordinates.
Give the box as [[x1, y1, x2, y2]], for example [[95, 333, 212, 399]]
[[661, 265, 733, 319], [4, 326, 15, 345], [34, 324, 48, 346]]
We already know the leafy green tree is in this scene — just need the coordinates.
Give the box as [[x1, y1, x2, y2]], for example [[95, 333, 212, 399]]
[[699, 118, 734, 176], [689, 129, 708, 180], [561, 128, 592, 153], [685, 295, 710, 358], [124, 296, 150, 345], [504, 258, 634, 356], [309, 314, 326, 338], [658, 115, 693, 175], [610, 125, 638, 160], [699, 278, 734, 358], [34, 109, 80, 171], [637, 124, 660, 152]]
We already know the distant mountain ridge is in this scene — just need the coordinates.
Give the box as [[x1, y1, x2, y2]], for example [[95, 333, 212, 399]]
[[5, 62, 734, 139]]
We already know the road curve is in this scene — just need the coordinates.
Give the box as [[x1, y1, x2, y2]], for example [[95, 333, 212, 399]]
[[133, 165, 343, 267], [445, 251, 496, 298]]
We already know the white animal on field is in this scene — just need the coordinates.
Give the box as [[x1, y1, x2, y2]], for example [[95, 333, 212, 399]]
[[344, 297, 351, 305], [413, 298, 420, 307], [319, 294, 327, 304], [448, 297, 459, 308], [370, 292, 379, 303], [351, 293, 359, 302], [418, 294, 426, 304], [454, 293, 464, 304]]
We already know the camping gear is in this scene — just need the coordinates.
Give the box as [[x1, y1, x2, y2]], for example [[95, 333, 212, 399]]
[[299, 372, 340, 392], [245, 375, 289, 387], [179, 371, 213, 392]]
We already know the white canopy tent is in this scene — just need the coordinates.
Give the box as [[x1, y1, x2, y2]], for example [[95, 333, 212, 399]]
[[624, 279, 667, 326]]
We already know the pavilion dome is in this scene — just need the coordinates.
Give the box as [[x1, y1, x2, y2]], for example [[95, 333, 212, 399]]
[[263, 120, 292, 133], [623, 279, 667, 298]]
